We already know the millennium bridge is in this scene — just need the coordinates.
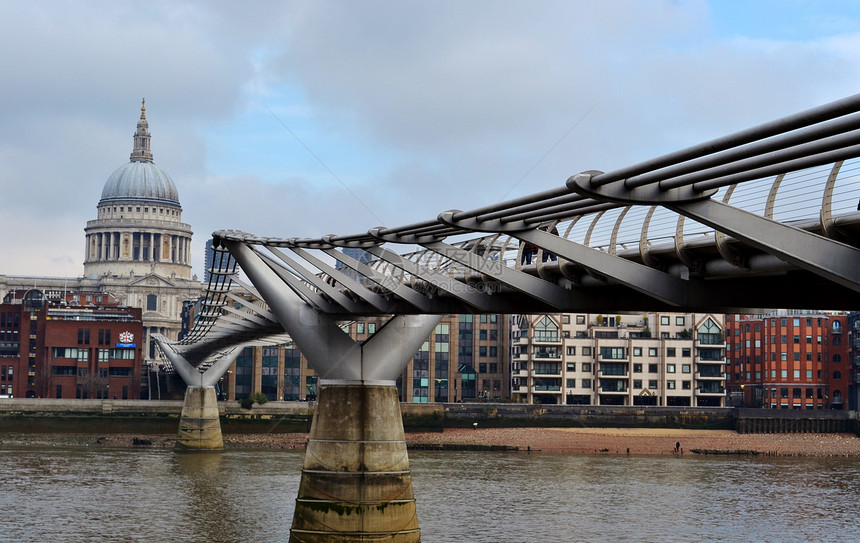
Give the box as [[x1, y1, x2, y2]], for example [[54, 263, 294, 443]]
[[155, 94, 860, 542]]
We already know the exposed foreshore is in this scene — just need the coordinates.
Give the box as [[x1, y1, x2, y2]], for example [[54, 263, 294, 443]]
[[1, 427, 859, 457]]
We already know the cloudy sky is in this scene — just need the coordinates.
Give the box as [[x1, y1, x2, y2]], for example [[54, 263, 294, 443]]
[[2, 0, 860, 279]]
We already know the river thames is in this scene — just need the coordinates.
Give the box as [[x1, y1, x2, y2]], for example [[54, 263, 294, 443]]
[[1, 446, 857, 542]]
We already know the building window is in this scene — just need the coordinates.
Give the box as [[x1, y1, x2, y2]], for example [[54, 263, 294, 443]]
[[667, 364, 676, 373], [667, 381, 676, 389], [633, 347, 642, 356], [698, 318, 722, 344], [660, 316, 670, 325], [666, 348, 676, 357], [582, 379, 592, 388], [648, 348, 658, 357], [676, 316, 685, 326], [576, 315, 585, 324], [682, 364, 691, 374], [582, 363, 592, 372], [648, 364, 658, 373], [566, 346, 576, 356], [534, 316, 559, 342], [648, 380, 658, 389], [146, 294, 157, 311]]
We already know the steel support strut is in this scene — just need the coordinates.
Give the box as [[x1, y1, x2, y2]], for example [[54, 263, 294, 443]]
[[669, 199, 860, 293]]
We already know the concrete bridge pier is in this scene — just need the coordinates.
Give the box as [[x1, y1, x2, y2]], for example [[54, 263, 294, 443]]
[[152, 337, 242, 452], [291, 380, 419, 542], [175, 386, 224, 452]]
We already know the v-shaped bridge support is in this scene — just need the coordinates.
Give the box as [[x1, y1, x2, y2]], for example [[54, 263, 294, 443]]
[[225, 239, 441, 542], [153, 337, 243, 452]]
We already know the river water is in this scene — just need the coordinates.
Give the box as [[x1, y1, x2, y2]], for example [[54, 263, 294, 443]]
[[0, 446, 857, 542]]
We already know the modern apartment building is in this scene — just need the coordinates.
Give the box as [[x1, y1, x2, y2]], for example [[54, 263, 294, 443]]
[[725, 312, 850, 409], [511, 312, 727, 406]]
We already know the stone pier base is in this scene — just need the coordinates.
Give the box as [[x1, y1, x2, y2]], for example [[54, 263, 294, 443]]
[[290, 383, 420, 542], [175, 386, 224, 452]]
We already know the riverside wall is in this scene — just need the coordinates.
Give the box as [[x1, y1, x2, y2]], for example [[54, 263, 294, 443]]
[[0, 399, 856, 435]]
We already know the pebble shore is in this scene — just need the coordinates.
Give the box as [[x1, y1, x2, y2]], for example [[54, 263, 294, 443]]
[[1, 427, 859, 457]]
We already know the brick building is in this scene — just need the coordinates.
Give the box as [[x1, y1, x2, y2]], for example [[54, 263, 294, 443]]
[[725, 312, 849, 409], [1, 289, 143, 399]]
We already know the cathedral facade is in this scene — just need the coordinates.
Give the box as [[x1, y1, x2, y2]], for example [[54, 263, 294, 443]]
[[0, 102, 205, 395]]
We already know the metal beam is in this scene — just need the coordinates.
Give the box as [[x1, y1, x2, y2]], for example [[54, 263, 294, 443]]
[[670, 198, 860, 293]]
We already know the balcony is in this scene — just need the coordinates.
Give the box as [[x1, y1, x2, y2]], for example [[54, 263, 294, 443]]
[[599, 385, 629, 394], [533, 334, 562, 345], [697, 349, 724, 362], [511, 368, 528, 378], [697, 334, 725, 347], [533, 348, 561, 359], [696, 384, 725, 396], [696, 371, 725, 380], [511, 385, 529, 394], [531, 385, 562, 393], [532, 369, 562, 378], [598, 362, 628, 378]]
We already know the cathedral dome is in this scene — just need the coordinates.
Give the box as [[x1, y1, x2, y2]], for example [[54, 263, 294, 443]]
[[100, 161, 179, 205], [99, 99, 180, 206]]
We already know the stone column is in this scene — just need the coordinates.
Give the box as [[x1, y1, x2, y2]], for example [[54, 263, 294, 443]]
[[290, 381, 419, 542]]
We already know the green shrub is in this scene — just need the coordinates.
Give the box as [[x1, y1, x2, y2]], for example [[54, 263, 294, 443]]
[[240, 392, 269, 409]]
